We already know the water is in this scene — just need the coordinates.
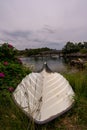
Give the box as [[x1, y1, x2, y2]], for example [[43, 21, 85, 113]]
[[20, 57, 68, 72]]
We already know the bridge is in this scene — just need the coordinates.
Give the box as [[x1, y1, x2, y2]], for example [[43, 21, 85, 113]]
[[31, 50, 63, 58]]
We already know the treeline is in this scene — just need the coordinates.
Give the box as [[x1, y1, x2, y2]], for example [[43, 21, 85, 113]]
[[18, 47, 51, 56], [62, 41, 87, 54], [0, 43, 51, 57], [1, 42, 87, 57]]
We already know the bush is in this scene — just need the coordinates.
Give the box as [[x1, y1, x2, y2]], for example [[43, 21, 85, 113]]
[[0, 61, 31, 90], [0, 43, 31, 90], [0, 43, 32, 130], [0, 43, 17, 61]]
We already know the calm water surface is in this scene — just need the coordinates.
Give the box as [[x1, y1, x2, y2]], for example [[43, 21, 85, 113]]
[[20, 57, 68, 72]]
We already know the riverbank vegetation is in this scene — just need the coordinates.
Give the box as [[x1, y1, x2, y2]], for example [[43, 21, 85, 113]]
[[0, 43, 87, 130], [62, 41, 87, 54], [15, 41, 87, 57], [17, 47, 52, 57]]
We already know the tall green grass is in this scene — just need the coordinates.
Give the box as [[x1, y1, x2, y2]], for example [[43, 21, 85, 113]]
[[64, 71, 87, 97], [63, 71, 87, 128]]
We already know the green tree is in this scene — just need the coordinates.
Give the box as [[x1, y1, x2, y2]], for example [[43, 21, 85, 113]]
[[78, 42, 84, 49], [62, 41, 75, 54], [84, 42, 87, 49]]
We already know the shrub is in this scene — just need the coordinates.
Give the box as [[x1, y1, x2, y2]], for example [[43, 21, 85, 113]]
[[0, 43, 17, 61]]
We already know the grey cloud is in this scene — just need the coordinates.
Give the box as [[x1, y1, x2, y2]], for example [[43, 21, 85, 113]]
[[2, 30, 32, 38], [42, 25, 55, 34], [32, 39, 43, 43], [0, 24, 87, 50]]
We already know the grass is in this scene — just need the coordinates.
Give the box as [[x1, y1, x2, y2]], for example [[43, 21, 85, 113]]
[[63, 71, 87, 129], [0, 60, 87, 130]]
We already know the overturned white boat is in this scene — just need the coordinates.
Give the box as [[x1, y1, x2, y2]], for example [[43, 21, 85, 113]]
[[13, 62, 75, 124]]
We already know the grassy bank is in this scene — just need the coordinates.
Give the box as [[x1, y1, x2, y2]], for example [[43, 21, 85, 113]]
[[0, 62, 87, 130]]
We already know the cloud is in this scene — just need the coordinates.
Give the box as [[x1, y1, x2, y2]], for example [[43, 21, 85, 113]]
[[0, 27, 66, 50], [3, 30, 32, 38], [42, 25, 55, 34], [0, 24, 87, 50]]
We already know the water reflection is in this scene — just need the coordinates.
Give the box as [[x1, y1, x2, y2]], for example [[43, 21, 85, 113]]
[[20, 57, 67, 72]]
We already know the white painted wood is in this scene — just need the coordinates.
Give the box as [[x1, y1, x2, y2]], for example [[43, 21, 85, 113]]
[[13, 63, 75, 124]]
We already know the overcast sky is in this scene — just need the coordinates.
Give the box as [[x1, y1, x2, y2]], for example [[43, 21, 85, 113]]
[[0, 0, 87, 50]]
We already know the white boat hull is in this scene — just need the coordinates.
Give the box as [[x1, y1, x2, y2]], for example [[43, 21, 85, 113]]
[[13, 63, 75, 124]]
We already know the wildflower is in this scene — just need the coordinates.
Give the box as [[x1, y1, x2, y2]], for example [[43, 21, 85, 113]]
[[3, 61, 8, 65], [8, 44, 13, 48], [17, 58, 22, 64], [0, 72, 5, 78], [8, 87, 14, 92]]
